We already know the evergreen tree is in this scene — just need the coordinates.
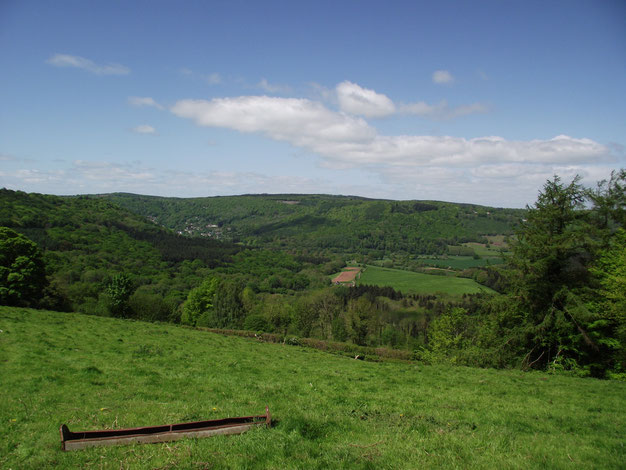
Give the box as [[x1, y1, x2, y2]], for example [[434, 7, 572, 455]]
[[501, 173, 626, 375]]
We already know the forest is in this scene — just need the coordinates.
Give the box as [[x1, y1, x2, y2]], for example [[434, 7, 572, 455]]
[[102, 192, 523, 257], [1, 170, 624, 378]]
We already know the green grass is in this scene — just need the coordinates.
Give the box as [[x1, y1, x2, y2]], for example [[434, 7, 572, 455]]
[[417, 256, 504, 270], [1, 307, 625, 469], [359, 265, 496, 295]]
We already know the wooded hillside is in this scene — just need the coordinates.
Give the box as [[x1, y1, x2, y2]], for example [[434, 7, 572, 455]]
[[101, 193, 524, 256]]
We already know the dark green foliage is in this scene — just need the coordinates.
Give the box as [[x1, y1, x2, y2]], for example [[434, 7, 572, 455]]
[[509, 176, 589, 312], [588, 169, 626, 232], [128, 288, 172, 322], [452, 172, 626, 376], [213, 279, 245, 328], [0, 227, 47, 306], [104, 193, 522, 257], [292, 297, 319, 337], [243, 313, 269, 331], [588, 229, 626, 373], [447, 245, 475, 256], [0, 189, 238, 314], [105, 274, 134, 318]]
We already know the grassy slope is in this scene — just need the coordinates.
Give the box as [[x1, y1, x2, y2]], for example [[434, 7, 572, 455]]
[[359, 265, 496, 295], [1, 307, 624, 469]]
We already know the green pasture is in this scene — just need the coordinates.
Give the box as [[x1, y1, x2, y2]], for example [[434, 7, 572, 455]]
[[1, 307, 624, 469], [359, 265, 495, 295], [464, 239, 509, 257], [417, 256, 504, 270]]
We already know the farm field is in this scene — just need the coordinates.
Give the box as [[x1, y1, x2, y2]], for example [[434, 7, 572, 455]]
[[359, 265, 495, 295], [1, 307, 624, 469], [416, 255, 504, 270], [464, 238, 510, 257]]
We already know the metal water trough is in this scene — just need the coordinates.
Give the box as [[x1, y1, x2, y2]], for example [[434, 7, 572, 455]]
[[60, 406, 271, 451]]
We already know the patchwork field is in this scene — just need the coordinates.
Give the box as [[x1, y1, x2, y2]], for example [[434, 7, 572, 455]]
[[1, 307, 624, 469], [358, 265, 495, 296]]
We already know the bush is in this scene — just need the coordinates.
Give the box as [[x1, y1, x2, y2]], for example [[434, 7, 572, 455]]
[[244, 314, 269, 332]]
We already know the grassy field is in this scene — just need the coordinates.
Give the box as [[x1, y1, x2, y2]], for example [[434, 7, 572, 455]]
[[2, 307, 624, 469], [464, 239, 510, 257], [359, 265, 495, 295], [416, 256, 504, 270]]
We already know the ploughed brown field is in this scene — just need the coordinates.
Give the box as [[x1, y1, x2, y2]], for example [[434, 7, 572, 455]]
[[332, 267, 361, 283]]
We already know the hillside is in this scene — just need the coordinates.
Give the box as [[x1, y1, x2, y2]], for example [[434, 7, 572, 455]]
[[1, 307, 624, 469], [0, 189, 240, 312], [0, 189, 493, 351], [100, 193, 524, 257]]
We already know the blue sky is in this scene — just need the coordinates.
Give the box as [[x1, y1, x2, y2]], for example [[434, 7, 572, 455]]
[[1, 0, 624, 207]]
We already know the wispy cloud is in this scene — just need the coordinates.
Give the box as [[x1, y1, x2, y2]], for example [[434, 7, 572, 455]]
[[3, 158, 618, 207], [179, 68, 222, 85], [131, 124, 157, 135], [257, 78, 292, 94], [336, 81, 396, 118], [206, 73, 221, 85], [400, 100, 489, 119], [128, 96, 164, 110], [46, 54, 130, 75], [1, 161, 368, 199], [432, 70, 454, 84], [334, 81, 486, 120], [2, 161, 155, 193]]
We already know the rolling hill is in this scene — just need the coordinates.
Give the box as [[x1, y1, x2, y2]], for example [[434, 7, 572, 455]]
[[1, 306, 624, 469], [100, 193, 525, 257]]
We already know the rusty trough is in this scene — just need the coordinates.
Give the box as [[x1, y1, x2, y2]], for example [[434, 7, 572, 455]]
[[60, 406, 271, 451]]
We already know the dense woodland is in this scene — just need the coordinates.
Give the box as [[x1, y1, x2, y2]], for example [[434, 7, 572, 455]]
[[1, 171, 624, 378], [102, 193, 522, 257]]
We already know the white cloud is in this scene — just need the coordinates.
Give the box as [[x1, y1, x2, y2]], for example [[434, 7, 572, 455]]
[[432, 70, 454, 84], [333, 81, 485, 119], [131, 125, 157, 135], [336, 81, 396, 118], [46, 54, 130, 75], [128, 97, 164, 110], [257, 78, 292, 94], [171, 96, 609, 170], [171, 96, 376, 148]]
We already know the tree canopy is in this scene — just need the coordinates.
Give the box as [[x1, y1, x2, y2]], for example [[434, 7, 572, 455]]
[[0, 227, 47, 307]]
